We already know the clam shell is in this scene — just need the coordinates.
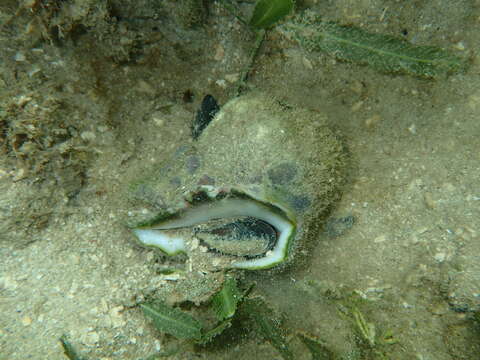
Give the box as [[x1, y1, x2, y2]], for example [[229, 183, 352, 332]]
[[128, 92, 346, 270]]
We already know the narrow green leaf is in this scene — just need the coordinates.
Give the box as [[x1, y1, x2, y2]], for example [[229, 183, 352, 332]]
[[298, 332, 335, 360], [351, 307, 376, 347], [250, 0, 294, 29], [244, 297, 294, 360], [197, 319, 232, 345], [59, 335, 85, 360], [141, 302, 202, 340], [212, 276, 241, 320], [283, 13, 466, 78]]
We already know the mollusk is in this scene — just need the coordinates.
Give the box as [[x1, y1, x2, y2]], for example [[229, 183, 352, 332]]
[[133, 186, 296, 270], [128, 92, 346, 271]]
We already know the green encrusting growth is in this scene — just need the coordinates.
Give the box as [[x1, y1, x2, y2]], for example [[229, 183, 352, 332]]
[[282, 13, 466, 78]]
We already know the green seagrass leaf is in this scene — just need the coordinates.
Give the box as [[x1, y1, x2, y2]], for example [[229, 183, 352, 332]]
[[212, 276, 241, 320], [250, 0, 294, 29], [282, 13, 466, 78], [59, 335, 86, 360], [297, 332, 335, 360], [141, 302, 202, 340], [244, 297, 294, 360], [197, 319, 232, 345]]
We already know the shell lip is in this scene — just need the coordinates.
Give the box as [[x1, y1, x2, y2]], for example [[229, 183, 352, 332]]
[[131, 185, 297, 270]]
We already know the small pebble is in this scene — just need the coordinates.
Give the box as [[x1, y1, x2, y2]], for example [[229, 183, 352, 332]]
[[423, 192, 436, 209], [365, 114, 381, 128], [351, 101, 364, 112], [152, 115, 165, 127], [434, 252, 446, 263], [225, 73, 239, 83], [80, 131, 96, 141], [214, 44, 225, 61], [15, 52, 26, 62], [190, 238, 200, 250], [85, 331, 100, 345], [302, 56, 313, 70], [21, 316, 32, 326], [109, 306, 126, 328], [137, 80, 155, 95]]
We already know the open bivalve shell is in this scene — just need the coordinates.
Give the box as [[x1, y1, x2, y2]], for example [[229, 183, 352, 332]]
[[128, 92, 347, 272]]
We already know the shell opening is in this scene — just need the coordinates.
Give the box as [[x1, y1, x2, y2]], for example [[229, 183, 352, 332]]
[[132, 193, 296, 270]]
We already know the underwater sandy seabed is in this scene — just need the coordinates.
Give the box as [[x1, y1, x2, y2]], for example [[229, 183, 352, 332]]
[[1, 0, 480, 359]]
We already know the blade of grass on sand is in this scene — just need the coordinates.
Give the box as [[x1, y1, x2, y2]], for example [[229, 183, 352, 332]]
[[141, 301, 202, 340], [281, 12, 466, 78]]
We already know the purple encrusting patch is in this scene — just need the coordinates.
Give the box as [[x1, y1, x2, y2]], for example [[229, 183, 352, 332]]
[[186, 155, 201, 174]]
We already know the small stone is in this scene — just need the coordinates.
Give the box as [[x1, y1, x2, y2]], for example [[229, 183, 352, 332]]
[[190, 238, 200, 250], [225, 73, 240, 83], [21, 316, 32, 326], [23, 0, 36, 9], [137, 80, 156, 95], [215, 79, 227, 88], [442, 183, 456, 192], [80, 131, 96, 141], [146, 252, 154, 262], [70, 254, 80, 265], [214, 44, 225, 61], [374, 235, 387, 243], [402, 301, 413, 309], [434, 252, 446, 263], [468, 93, 480, 110], [350, 80, 363, 95], [15, 52, 26, 62], [100, 299, 109, 313], [13, 168, 28, 182], [302, 56, 313, 70], [109, 306, 126, 328], [423, 192, 436, 209], [0, 275, 18, 290], [15, 95, 32, 107], [430, 302, 449, 315], [351, 101, 364, 112], [212, 257, 221, 267], [152, 115, 165, 127], [84, 331, 100, 345], [365, 114, 381, 128], [453, 41, 465, 51], [28, 67, 41, 77]]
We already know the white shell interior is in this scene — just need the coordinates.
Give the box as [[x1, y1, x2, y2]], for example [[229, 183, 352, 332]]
[[133, 197, 295, 270]]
